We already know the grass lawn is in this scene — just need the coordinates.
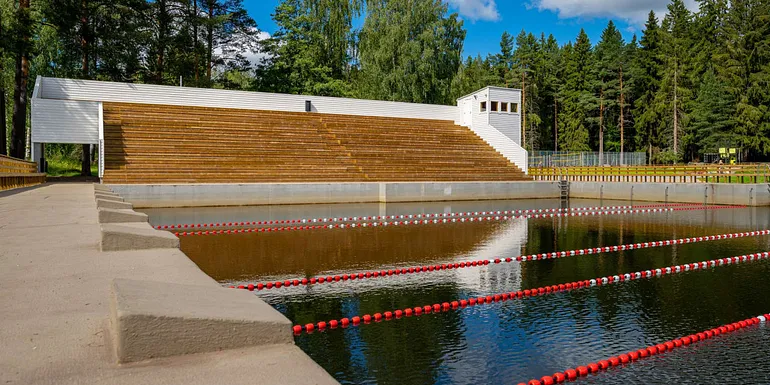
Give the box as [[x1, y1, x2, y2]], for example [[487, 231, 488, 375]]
[[47, 157, 98, 177]]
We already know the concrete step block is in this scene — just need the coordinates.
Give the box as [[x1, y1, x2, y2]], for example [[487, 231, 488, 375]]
[[109, 278, 292, 363], [94, 184, 113, 193], [95, 190, 121, 197], [95, 193, 124, 202], [101, 223, 179, 251], [98, 208, 148, 224], [96, 199, 133, 210]]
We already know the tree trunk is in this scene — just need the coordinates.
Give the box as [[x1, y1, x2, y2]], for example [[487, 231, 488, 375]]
[[156, 0, 168, 84], [81, 0, 92, 176], [673, 59, 678, 157], [521, 72, 526, 149], [0, 85, 6, 155], [554, 100, 557, 151], [10, 0, 31, 160], [0, 14, 5, 156], [619, 65, 624, 165], [193, 0, 199, 86], [599, 86, 604, 166], [206, 1, 214, 84]]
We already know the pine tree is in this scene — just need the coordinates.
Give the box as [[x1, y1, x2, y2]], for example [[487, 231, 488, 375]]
[[0, 7, 6, 156], [620, 35, 638, 158], [10, 0, 33, 159], [513, 31, 539, 149], [656, 0, 694, 161], [493, 31, 513, 86], [450, 55, 500, 100], [633, 11, 664, 163], [718, 0, 770, 158], [199, 0, 258, 86], [536, 33, 560, 151], [594, 20, 625, 162], [558, 30, 594, 151], [689, 69, 735, 157]]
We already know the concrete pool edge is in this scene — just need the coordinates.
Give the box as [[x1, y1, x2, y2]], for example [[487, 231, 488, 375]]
[[569, 182, 770, 206], [94, 185, 338, 380], [108, 181, 562, 208], [0, 182, 340, 384], [106, 181, 770, 208]]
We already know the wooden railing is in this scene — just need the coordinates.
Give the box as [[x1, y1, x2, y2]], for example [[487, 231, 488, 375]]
[[0, 154, 46, 191], [529, 165, 770, 184]]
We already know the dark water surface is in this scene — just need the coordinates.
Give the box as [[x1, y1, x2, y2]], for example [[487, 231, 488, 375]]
[[142, 200, 770, 384]]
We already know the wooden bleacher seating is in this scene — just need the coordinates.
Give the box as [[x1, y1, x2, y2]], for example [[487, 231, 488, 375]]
[[101, 102, 530, 184]]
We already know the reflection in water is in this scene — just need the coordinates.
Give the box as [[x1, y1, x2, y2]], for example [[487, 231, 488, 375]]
[[143, 200, 770, 384]]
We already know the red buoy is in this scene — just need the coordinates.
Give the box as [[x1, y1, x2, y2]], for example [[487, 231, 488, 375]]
[[598, 360, 610, 369], [292, 325, 302, 334], [305, 323, 314, 332], [329, 320, 339, 328], [384, 311, 392, 320], [576, 366, 588, 376], [317, 321, 327, 330], [362, 314, 372, 323], [394, 310, 403, 318], [373, 313, 382, 321], [552, 372, 565, 383], [540, 376, 554, 385], [352, 316, 361, 325], [619, 354, 629, 364], [404, 308, 413, 316], [609, 357, 620, 366], [587, 363, 599, 373], [564, 369, 577, 380]]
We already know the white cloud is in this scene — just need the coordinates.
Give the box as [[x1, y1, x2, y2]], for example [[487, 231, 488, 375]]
[[446, 0, 501, 22], [530, 0, 699, 25]]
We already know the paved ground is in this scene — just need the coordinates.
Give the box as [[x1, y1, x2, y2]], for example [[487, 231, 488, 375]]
[[0, 183, 338, 385]]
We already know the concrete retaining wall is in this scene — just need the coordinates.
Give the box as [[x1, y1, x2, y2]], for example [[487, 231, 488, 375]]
[[570, 182, 770, 206], [108, 181, 561, 208]]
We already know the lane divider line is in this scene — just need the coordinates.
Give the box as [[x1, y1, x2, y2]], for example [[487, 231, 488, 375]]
[[174, 205, 743, 237], [231, 229, 769, 291], [290, 250, 770, 335], [517, 313, 769, 385], [156, 203, 700, 230]]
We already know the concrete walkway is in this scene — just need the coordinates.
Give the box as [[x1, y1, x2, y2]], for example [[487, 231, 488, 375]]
[[0, 183, 337, 385]]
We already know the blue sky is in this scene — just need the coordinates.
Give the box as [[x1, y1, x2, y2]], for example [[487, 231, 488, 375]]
[[243, 0, 699, 58]]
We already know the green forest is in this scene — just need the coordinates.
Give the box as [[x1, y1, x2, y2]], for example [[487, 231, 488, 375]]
[[1, 0, 769, 173]]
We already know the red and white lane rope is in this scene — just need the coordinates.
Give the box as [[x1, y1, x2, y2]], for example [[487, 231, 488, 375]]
[[231, 229, 769, 291], [517, 314, 769, 385], [290, 250, 770, 335], [157, 203, 700, 230], [174, 205, 743, 237]]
